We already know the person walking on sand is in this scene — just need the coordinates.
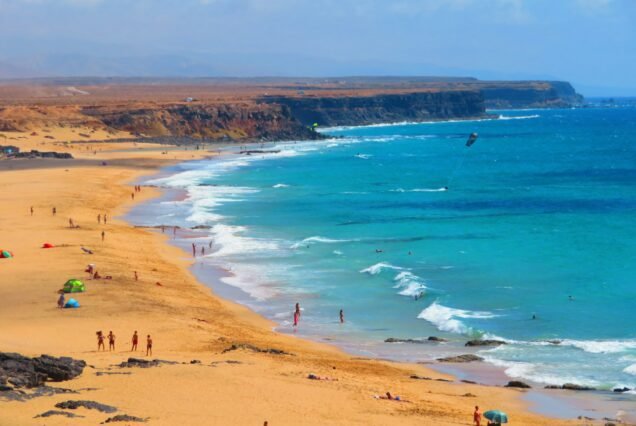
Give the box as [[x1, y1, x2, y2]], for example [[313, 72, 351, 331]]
[[146, 335, 153, 356], [98, 214, 101, 224], [57, 292, 65, 309], [473, 405, 482, 426], [340, 309, 344, 324], [52, 207, 56, 216], [30, 206, 34, 216], [192, 243, 196, 257], [131, 192, 135, 200], [69, 218, 74, 228], [131, 331, 138, 351], [101, 231, 105, 242], [97, 331, 105, 351], [104, 214, 107, 225], [108, 331, 116, 351], [134, 271, 138, 281], [201, 246, 205, 256]]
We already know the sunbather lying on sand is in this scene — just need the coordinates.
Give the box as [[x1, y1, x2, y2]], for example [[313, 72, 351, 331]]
[[307, 373, 338, 381], [374, 392, 409, 402]]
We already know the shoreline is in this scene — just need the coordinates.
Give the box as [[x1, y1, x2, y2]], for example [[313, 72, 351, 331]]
[[128, 146, 635, 424], [0, 130, 611, 425]]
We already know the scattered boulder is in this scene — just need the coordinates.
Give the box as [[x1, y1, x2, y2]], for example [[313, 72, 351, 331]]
[[437, 354, 483, 363], [427, 336, 448, 342], [464, 340, 506, 347], [189, 360, 201, 364], [410, 375, 433, 381], [9, 150, 73, 159], [103, 414, 147, 423], [461, 380, 477, 384], [55, 400, 117, 413], [505, 381, 531, 389], [35, 410, 84, 419], [613, 387, 631, 393]]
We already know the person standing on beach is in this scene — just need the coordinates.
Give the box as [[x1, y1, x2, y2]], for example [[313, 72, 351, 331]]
[[201, 246, 205, 256], [293, 303, 301, 329], [57, 292, 65, 308], [30, 206, 34, 216], [101, 231, 105, 242], [473, 405, 481, 426], [134, 271, 138, 281], [131, 192, 135, 200], [340, 309, 344, 324], [146, 335, 153, 356], [52, 207, 56, 216], [104, 214, 107, 225], [108, 331, 116, 351], [192, 243, 196, 257], [69, 218, 74, 228], [98, 214, 101, 224], [131, 331, 138, 351], [97, 331, 105, 351]]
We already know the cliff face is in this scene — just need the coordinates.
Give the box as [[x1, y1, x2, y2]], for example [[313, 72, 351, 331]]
[[259, 90, 485, 127], [478, 81, 583, 109]]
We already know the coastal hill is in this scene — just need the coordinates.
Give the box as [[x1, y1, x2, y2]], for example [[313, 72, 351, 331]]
[[0, 77, 582, 142]]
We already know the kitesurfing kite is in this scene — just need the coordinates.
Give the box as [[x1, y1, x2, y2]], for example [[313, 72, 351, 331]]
[[466, 132, 478, 147]]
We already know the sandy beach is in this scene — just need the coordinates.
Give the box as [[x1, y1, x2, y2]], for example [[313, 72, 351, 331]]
[[0, 129, 581, 425]]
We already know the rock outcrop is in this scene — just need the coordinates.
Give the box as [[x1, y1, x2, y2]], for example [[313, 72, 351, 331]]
[[0, 353, 86, 390], [437, 354, 484, 363], [464, 339, 506, 347]]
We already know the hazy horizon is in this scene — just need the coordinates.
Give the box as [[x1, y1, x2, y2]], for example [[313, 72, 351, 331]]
[[1, 0, 635, 96]]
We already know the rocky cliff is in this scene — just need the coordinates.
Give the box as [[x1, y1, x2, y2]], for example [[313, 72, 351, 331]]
[[81, 103, 319, 141], [259, 90, 486, 127], [477, 81, 583, 108]]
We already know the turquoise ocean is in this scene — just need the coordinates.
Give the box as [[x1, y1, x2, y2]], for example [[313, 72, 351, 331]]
[[138, 107, 636, 393]]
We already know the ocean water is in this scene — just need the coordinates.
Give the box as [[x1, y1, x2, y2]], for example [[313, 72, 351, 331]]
[[140, 107, 636, 393]]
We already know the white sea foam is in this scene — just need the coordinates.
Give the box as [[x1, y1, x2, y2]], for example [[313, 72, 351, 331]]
[[360, 262, 406, 275], [184, 185, 258, 224], [290, 236, 352, 249], [624, 364, 636, 376], [559, 339, 636, 354], [354, 153, 372, 159], [208, 223, 281, 258], [417, 302, 498, 334], [481, 356, 599, 387], [391, 187, 447, 193], [393, 271, 427, 297], [273, 183, 289, 188], [497, 114, 540, 120], [333, 250, 343, 255]]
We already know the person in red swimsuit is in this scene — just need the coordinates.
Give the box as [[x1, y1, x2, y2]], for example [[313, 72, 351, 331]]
[[473, 405, 482, 426]]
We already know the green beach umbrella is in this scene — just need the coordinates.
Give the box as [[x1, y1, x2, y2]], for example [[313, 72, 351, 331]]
[[0, 250, 13, 259], [63, 279, 86, 293], [484, 410, 508, 424]]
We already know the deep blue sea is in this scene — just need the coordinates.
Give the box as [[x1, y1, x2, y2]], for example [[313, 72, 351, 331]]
[[143, 107, 636, 392]]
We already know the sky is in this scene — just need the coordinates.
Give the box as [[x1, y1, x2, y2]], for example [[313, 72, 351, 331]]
[[0, 0, 635, 95]]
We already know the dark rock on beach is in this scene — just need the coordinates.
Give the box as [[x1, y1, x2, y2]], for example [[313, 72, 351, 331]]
[[427, 336, 448, 342], [103, 414, 147, 423], [613, 387, 631, 393], [55, 400, 117, 413], [117, 358, 177, 368], [465, 339, 506, 347], [384, 338, 427, 344], [436, 354, 484, 363], [9, 150, 73, 159], [222, 343, 292, 356], [0, 352, 85, 390], [505, 381, 531, 389], [35, 410, 84, 419], [544, 383, 596, 391]]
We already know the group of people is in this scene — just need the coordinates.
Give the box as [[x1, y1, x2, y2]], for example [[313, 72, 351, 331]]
[[97, 213, 108, 225], [292, 303, 345, 330], [96, 330, 153, 355], [191, 241, 214, 257]]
